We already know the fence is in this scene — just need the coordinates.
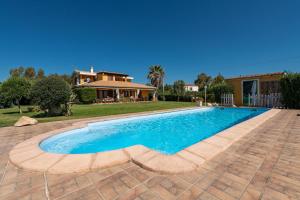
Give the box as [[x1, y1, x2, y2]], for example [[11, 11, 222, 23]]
[[221, 93, 234, 106], [246, 93, 282, 108], [221, 93, 282, 108]]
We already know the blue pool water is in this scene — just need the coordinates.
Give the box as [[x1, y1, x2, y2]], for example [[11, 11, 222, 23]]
[[40, 107, 267, 155]]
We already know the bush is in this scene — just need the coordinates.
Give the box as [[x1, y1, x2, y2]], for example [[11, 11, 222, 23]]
[[0, 77, 31, 113], [31, 76, 72, 116], [0, 92, 12, 108], [74, 88, 96, 104], [209, 83, 233, 103], [161, 95, 193, 102], [27, 106, 40, 113], [280, 73, 300, 109], [0, 84, 10, 108]]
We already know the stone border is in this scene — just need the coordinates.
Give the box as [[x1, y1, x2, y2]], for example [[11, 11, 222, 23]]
[[9, 108, 281, 174]]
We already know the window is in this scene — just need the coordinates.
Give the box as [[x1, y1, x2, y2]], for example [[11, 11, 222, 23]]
[[260, 81, 280, 94], [108, 75, 113, 81], [242, 80, 258, 105]]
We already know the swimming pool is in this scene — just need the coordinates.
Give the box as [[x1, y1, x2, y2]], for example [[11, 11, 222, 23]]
[[40, 107, 267, 155]]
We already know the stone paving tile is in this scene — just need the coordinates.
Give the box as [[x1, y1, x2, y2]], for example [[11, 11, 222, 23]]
[[197, 191, 222, 200], [94, 171, 140, 200], [177, 185, 204, 200], [145, 175, 192, 199], [176, 167, 209, 185], [267, 174, 300, 200], [0, 163, 45, 200], [261, 187, 291, 200], [240, 185, 261, 200], [0, 110, 299, 199], [86, 166, 124, 184], [209, 172, 248, 199], [193, 171, 221, 190], [116, 184, 161, 200], [123, 165, 156, 183], [1, 185, 47, 200], [47, 173, 92, 199], [56, 185, 104, 200]]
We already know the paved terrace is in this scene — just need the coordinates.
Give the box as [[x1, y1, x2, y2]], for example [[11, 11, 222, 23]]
[[0, 110, 299, 200]]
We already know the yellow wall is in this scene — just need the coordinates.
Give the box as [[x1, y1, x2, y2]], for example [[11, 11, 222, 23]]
[[97, 73, 108, 81], [226, 74, 282, 106], [96, 73, 128, 82]]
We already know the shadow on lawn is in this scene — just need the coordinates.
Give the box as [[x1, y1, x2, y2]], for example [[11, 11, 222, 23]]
[[32, 112, 67, 119], [2, 111, 31, 115], [2, 111, 65, 119]]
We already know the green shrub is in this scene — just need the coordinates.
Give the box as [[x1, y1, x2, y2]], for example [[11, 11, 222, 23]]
[[0, 92, 12, 108], [209, 83, 233, 103], [27, 106, 40, 112], [280, 73, 300, 109], [74, 88, 96, 104], [0, 77, 31, 113], [160, 95, 193, 102], [31, 76, 72, 116], [173, 80, 185, 100], [159, 92, 214, 102]]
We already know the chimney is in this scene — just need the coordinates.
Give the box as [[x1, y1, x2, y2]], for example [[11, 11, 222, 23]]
[[90, 66, 94, 73]]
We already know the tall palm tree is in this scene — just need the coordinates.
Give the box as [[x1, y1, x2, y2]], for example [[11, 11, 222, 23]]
[[147, 65, 165, 101]]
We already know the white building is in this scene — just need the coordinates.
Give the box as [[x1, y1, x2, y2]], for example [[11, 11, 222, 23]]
[[184, 84, 199, 92]]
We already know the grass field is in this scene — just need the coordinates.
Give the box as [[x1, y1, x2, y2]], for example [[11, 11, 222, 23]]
[[0, 101, 195, 127]]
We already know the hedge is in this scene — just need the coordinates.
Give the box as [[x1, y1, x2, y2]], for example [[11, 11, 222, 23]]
[[74, 88, 97, 104], [280, 73, 300, 109], [158, 95, 193, 102], [209, 83, 233, 103]]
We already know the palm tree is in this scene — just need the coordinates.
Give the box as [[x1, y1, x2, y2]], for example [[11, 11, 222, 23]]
[[147, 65, 165, 101], [173, 80, 185, 101]]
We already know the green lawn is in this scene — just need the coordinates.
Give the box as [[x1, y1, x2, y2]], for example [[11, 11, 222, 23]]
[[0, 101, 195, 127]]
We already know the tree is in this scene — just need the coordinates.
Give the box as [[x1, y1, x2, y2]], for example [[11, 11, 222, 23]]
[[24, 67, 36, 79], [194, 73, 212, 90], [173, 80, 185, 101], [10, 66, 25, 77], [0, 84, 12, 108], [49, 73, 72, 84], [280, 73, 300, 109], [158, 84, 173, 96], [31, 76, 72, 116], [71, 71, 78, 86], [64, 92, 76, 116], [1, 77, 31, 113], [147, 65, 165, 101], [36, 68, 45, 79], [74, 88, 97, 104], [209, 83, 233, 103], [211, 73, 225, 86]]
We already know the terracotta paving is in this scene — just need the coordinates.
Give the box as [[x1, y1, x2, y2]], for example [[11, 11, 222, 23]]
[[0, 109, 299, 200]]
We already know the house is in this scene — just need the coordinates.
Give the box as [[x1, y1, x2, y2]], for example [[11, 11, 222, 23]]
[[225, 72, 284, 106], [184, 84, 199, 92], [74, 67, 155, 102]]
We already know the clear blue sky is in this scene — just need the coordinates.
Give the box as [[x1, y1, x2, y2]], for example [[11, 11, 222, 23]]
[[0, 0, 299, 84]]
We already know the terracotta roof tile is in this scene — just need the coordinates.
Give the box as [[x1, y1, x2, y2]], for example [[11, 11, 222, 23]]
[[80, 80, 156, 90], [226, 72, 284, 80]]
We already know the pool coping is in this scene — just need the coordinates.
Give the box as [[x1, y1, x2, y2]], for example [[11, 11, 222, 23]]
[[9, 107, 281, 174]]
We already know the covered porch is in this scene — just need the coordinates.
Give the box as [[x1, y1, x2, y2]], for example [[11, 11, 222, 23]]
[[96, 88, 152, 103]]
